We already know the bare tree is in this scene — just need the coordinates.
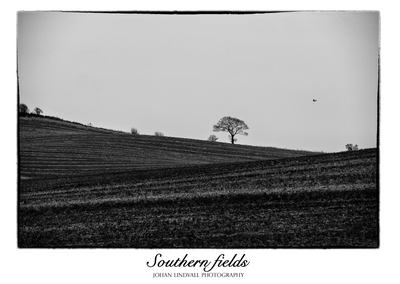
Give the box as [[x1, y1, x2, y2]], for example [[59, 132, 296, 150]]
[[131, 127, 140, 135], [213, 116, 249, 144], [33, 107, 43, 115], [207, 134, 218, 142], [19, 103, 29, 114]]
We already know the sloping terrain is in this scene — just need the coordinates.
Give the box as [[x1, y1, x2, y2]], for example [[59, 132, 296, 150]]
[[19, 115, 315, 179], [19, 148, 378, 248]]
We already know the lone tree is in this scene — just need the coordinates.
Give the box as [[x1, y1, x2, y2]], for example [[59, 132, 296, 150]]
[[207, 134, 218, 142], [213, 116, 249, 144], [346, 144, 359, 151], [19, 103, 29, 114], [33, 107, 43, 115]]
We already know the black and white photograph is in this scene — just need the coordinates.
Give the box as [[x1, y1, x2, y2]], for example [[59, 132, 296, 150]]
[[2, 1, 400, 283], [17, 10, 379, 249]]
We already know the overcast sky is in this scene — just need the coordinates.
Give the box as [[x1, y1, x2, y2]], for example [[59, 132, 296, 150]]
[[17, 11, 379, 152]]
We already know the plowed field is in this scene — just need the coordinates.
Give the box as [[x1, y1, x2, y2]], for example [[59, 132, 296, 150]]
[[19, 115, 315, 179], [19, 145, 378, 248]]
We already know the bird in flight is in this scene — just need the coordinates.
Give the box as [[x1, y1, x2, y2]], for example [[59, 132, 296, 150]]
[[313, 99, 317, 102]]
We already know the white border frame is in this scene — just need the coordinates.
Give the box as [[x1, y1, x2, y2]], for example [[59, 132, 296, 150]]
[[2, 1, 398, 283]]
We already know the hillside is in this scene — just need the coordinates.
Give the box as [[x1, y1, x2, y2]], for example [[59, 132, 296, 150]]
[[19, 148, 378, 248], [19, 115, 316, 179]]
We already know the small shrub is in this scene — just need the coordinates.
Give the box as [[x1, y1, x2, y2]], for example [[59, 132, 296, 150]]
[[154, 131, 164, 137], [33, 107, 43, 115], [131, 128, 140, 135], [207, 134, 218, 142], [345, 144, 359, 151]]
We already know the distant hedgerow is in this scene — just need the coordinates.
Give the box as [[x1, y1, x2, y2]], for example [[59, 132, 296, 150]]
[[154, 131, 164, 137]]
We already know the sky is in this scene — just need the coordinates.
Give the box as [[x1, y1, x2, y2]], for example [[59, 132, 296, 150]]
[[17, 11, 379, 152]]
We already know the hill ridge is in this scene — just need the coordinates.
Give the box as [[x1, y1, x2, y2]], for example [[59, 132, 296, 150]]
[[19, 115, 318, 179]]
